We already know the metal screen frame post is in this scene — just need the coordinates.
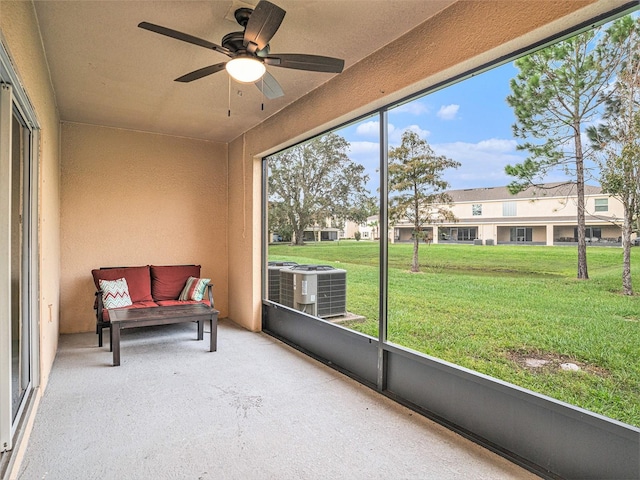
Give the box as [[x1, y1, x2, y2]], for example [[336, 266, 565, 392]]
[[261, 157, 269, 304], [377, 109, 389, 392]]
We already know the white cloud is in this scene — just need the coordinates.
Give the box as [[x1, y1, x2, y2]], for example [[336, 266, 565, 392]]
[[392, 101, 430, 116], [432, 138, 523, 188], [388, 125, 430, 145], [355, 121, 379, 137], [344, 136, 530, 191], [434, 138, 518, 163], [355, 121, 403, 141], [348, 141, 379, 156], [437, 104, 460, 120], [405, 124, 430, 138], [355, 121, 431, 146], [426, 138, 574, 189], [475, 138, 518, 153]]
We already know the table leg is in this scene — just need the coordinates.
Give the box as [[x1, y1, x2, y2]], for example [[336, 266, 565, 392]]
[[112, 323, 121, 366], [210, 314, 217, 352], [197, 319, 204, 340]]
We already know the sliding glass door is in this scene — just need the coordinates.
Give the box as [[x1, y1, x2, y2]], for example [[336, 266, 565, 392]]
[[10, 108, 31, 423], [0, 74, 39, 454]]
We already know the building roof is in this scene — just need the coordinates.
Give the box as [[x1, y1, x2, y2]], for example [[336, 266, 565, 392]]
[[447, 182, 603, 203]]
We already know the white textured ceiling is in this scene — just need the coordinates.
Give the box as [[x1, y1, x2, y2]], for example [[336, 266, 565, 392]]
[[33, 0, 455, 143]]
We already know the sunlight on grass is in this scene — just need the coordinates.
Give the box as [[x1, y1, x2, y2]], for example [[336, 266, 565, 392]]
[[269, 241, 640, 426]]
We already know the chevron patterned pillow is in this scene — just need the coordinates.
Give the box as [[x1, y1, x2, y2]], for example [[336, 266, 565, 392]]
[[99, 277, 133, 309]]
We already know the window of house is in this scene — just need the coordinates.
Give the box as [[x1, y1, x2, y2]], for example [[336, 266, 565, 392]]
[[502, 202, 517, 216], [510, 227, 533, 242], [458, 228, 477, 241], [472, 204, 482, 216], [578, 227, 602, 239], [440, 227, 477, 241], [595, 198, 608, 212]]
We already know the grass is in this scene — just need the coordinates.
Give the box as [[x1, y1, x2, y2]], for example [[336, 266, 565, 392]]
[[269, 241, 640, 427]]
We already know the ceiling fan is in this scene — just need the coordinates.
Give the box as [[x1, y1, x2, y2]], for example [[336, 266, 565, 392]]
[[138, 0, 345, 100]]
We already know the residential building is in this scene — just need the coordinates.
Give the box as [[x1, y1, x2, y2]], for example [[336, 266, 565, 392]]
[[300, 218, 377, 241], [392, 183, 626, 246], [301, 219, 342, 242], [358, 215, 380, 241]]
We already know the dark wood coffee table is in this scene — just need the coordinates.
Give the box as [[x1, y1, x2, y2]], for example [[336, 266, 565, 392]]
[[108, 304, 218, 366]]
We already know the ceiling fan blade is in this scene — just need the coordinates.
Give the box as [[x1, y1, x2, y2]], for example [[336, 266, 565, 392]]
[[243, 1, 286, 53], [265, 54, 344, 73], [175, 63, 227, 83], [138, 22, 230, 56], [255, 71, 284, 99]]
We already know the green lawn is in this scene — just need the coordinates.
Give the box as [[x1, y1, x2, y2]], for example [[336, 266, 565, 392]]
[[269, 241, 640, 427]]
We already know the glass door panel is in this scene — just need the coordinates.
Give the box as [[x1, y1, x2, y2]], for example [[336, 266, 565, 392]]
[[11, 109, 30, 421]]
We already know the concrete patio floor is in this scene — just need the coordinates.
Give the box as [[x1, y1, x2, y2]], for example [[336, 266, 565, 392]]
[[15, 319, 540, 479]]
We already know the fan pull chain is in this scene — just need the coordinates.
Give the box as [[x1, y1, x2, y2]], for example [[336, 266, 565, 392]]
[[228, 76, 231, 117], [261, 77, 264, 111]]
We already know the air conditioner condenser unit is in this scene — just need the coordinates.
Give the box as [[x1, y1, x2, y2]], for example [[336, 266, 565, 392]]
[[267, 261, 298, 304], [278, 265, 347, 318]]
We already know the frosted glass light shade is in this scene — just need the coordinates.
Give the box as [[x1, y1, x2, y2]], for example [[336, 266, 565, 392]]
[[225, 57, 266, 83]]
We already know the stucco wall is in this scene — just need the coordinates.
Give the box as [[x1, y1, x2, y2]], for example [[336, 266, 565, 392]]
[[451, 195, 624, 219], [60, 123, 228, 333], [1, 1, 61, 389], [226, 0, 629, 330], [226, 135, 262, 331]]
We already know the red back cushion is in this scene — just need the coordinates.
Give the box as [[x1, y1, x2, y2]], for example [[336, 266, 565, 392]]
[[91, 266, 153, 303], [150, 265, 201, 301]]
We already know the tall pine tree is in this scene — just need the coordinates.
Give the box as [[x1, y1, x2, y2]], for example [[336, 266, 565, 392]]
[[587, 16, 640, 295], [506, 24, 630, 279]]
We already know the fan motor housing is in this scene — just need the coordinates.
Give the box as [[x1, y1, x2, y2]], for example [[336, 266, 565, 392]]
[[221, 31, 245, 52]]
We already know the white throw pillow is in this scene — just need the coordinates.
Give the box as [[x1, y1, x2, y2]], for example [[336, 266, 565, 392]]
[[99, 277, 133, 309]]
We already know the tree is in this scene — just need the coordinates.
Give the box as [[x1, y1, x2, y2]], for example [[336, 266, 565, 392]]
[[368, 219, 379, 240], [268, 133, 374, 245], [587, 16, 640, 295], [505, 24, 630, 279], [268, 200, 293, 243], [388, 130, 460, 273]]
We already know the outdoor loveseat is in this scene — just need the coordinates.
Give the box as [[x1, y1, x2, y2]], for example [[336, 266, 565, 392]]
[[92, 264, 214, 348]]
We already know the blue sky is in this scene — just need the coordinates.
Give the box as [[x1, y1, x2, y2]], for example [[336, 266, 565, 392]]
[[325, 12, 639, 196], [337, 60, 570, 194]]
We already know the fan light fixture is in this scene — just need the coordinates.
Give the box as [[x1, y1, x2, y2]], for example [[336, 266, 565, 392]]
[[225, 56, 266, 83]]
